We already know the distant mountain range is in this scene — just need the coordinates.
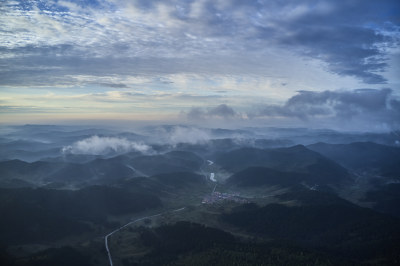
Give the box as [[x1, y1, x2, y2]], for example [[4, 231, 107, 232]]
[[308, 142, 400, 178], [218, 145, 351, 186], [0, 151, 203, 189], [1, 125, 400, 265]]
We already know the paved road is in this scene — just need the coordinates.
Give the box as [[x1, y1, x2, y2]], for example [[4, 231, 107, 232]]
[[105, 207, 186, 266], [125, 164, 149, 177], [105, 157, 217, 265]]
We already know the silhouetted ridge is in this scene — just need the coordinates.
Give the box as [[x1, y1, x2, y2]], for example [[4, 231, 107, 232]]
[[227, 167, 306, 187], [222, 190, 400, 259], [0, 186, 161, 244], [151, 172, 204, 188], [217, 145, 351, 186], [308, 142, 400, 177], [363, 183, 400, 217]]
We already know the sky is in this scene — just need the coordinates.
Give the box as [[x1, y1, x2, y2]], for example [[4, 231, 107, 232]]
[[0, 0, 400, 131]]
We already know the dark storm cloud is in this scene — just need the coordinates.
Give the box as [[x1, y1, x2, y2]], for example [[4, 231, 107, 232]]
[[278, 27, 388, 84], [181, 88, 400, 130], [208, 104, 236, 117], [172, 0, 399, 83], [251, 0, 400, 84], [186, 107, 205, 120], [390, 99, 400, 112], [185, 104, 238, 120], [256, 88, 400, 128]]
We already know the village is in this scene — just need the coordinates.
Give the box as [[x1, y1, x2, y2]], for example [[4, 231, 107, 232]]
[[202, 191, 249, 204], [202, 173, 249, 205]]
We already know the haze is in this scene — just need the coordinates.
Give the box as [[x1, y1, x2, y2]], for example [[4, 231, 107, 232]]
[[1, 1, 400, 266]]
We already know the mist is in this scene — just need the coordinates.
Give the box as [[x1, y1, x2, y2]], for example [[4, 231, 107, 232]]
[[1, 0, 400, 264], [61, 135, 152, 155], [1, 122, 400, 265]]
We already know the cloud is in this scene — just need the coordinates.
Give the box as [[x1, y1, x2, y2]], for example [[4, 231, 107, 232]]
[[185, 107, 205, 120], [208, 104, 236, 117], [255, 88, 400, 129], [185, 104, 239, 120], [278, 26, 388, 84], [1, 0, 400, 130], [167, 126, 211, 145], [99, 83, 129, 88], [0, 0, 398, 87], [145, 125, 212, 145], [261, 0, 400, 84], [177, 88, 400, 131], [62, 136, 152, 155]]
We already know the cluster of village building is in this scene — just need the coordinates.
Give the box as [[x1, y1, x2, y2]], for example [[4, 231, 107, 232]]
[[202, 191, 248, 204]]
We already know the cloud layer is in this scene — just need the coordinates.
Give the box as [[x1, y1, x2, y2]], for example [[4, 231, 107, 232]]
[[1, 0, 399, 130], [62, 136, 151, 155], [260, 88, 400, 130], [185, 104, 239, 120], [184, 89, 400, 131], [1, 0, 399, 87]]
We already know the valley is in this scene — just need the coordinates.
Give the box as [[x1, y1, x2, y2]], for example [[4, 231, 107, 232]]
[[0, 125, 399, 265], [2, 1, 400, 265]]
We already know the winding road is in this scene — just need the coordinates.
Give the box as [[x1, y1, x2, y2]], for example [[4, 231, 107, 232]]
[[105, 158, 216, 265], [105, 207, 186, 266], [125, 164, 149, 178]]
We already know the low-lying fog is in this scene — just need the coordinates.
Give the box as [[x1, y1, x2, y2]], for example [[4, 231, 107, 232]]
[[1, 124, 399, 163]]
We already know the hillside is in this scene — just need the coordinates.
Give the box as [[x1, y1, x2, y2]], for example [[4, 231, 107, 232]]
[[308, 142, 400, 178], [0, 150, 204, 189], [222, 189, 400, 261], [217, 145, 351, 186], [0, 186, 161, 245], [226, 167, 307, 187]]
